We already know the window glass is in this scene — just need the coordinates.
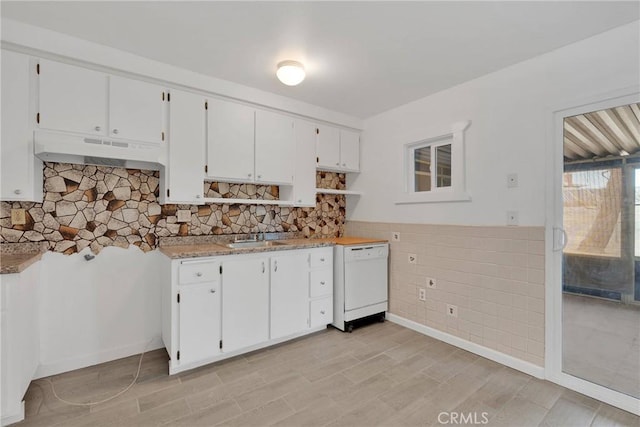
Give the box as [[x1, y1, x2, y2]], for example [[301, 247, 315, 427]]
[[635, 168, 640, 258], [563, 168, 622, 257], [436, 144, 452, 188], [414, 146, 431, 192]]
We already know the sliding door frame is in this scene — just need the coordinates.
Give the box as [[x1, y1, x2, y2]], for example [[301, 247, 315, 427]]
[[545, 87, 640, 415]]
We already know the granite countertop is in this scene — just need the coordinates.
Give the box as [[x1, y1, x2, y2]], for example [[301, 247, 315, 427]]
[[159, 238, 335, 259], [0, 243, 46, 275]]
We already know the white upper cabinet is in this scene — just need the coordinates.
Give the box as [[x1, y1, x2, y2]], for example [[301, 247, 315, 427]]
[[316, 125, 341, 170], [339, 129, 360, 172], [108, 76, 165, 144], [38, 59, 107, 136], [291, 120, 317, 207], [165, 90, 205, 204], [38, 59, 165, 145], [255, 110, 295, 185], [316, 125, 360, 172], [206, 98, 255, 182], [1, 50, 43, 202]]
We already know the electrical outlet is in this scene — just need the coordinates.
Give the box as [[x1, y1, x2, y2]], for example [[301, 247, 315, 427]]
[[10, 209, 26, 225], [408, 253, 417, 264], [391, 231, 401, 242], [446, 304, 458, 318], [426, 277, 437, 289], [418, 288, 426, 301], [507, 211, 519, 226], [507, 173, 518, 188]]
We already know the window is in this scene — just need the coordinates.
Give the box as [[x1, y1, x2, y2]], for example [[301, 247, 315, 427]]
[[397, 121, 471, 204], [412, 139, 452, 192]]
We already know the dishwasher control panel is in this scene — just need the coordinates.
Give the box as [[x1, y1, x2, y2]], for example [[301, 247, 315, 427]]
[[344, 244, 388, 262]]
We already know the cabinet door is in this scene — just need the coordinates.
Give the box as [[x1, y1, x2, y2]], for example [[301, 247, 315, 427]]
[[1, 51, 42, 201], [179, 282, 221, 364], [255, 110, 295, 184], [206, 98, 255, 182], [340, 130, 360, 172], [270, 253, 309, 339], [38, 59, 107, 136], [316, 125, 340, 170], [167, 90, 205, 203], [221, 256, 269, 353], [292, 120, 317, 207], [109, 76, 165, 144]]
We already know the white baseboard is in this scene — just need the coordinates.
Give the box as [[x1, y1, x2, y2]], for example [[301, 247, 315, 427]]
[[1, 401, 24, 427], [34, 336, 164, 379], [387, 313, 545, 379]]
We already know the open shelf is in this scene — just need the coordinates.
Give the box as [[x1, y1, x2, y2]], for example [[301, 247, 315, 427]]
[[202, 197, 295, 206], [315, 188, 363, 196]]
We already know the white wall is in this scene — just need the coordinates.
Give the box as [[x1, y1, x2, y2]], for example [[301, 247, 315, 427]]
[[348, 21, 640, 226], [35, 246, 164, 378]]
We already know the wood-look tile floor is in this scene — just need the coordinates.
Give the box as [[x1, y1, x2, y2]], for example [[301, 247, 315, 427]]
[[16, 322, 640, 427]]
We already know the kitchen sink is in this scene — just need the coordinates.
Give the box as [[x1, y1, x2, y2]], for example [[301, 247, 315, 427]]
[[225, 240, 288, 249]]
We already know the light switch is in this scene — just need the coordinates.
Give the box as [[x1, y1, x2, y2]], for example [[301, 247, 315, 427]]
[[11, 209, 26, 225]]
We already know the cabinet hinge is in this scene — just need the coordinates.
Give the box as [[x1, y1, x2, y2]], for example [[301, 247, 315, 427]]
[[161, 131, 165, 141], [162, 92, 165, 101], [219, 340, 222, 349], [205, 165, 208, 173], [177, 293, 180, 303], [36, 63, 40, 75], [316, 156, 319, 164], [36, 113, 40, 124], [177, 351, 180, 360], [167, 189, 170, 197], [316, 128, 319, 135], [167, 93, 171, 102], [205, 101, 208, 110], [219, 265, 222, 274]]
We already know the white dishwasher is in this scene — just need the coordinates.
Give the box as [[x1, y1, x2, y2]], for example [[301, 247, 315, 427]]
[[332, 243, 389, 332]]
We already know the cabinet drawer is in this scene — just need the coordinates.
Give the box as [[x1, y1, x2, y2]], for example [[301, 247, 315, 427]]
[[310, 297, 333, 328], [309, 248, 332, 268], [179, 262, 220, 284], [309, 270, 332, 298]]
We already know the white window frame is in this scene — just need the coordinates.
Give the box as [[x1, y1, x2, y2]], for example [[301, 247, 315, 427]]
[[396, 120, 471, 204]]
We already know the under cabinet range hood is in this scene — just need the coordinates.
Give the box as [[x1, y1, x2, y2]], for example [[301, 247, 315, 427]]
[[34, 130, 165, 170]]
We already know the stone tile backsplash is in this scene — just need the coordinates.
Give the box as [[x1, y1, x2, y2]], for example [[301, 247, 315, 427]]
[[0, 163, 345, 254]]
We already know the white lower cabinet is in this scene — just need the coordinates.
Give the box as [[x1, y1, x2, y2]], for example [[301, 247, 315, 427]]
[[178, 282, 221, 365], [162, 246, 334, 374], [220, 256, 270, 353], [270, 252, 309, 340]]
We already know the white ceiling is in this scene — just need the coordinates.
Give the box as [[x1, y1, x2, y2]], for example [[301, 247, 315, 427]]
[[2, 1, 638, 119]]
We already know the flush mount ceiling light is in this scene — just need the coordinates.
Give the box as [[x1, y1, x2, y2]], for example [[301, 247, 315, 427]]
[[276, 60, 305, 86]]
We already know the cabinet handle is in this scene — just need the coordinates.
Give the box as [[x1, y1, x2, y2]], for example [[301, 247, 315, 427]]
[[320, 281, 325, 285], [248, 173, 252, 178], [195, 195, 201, 199], [297, 199, 302, 203], [112, 129, 119, 135], [320, 310, 326, 315], [196, 272, 202, 277], [13, 189, 22, 195], [257, 174, 262, 179], [210, 289, 216, 293], [262, 262, 265, 273], [274, 260, 278, 272], [342, 163, 346, 167], [335, 162, 340, 166], [320, 258, 325, 262], [94, 126, 101, 132]]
